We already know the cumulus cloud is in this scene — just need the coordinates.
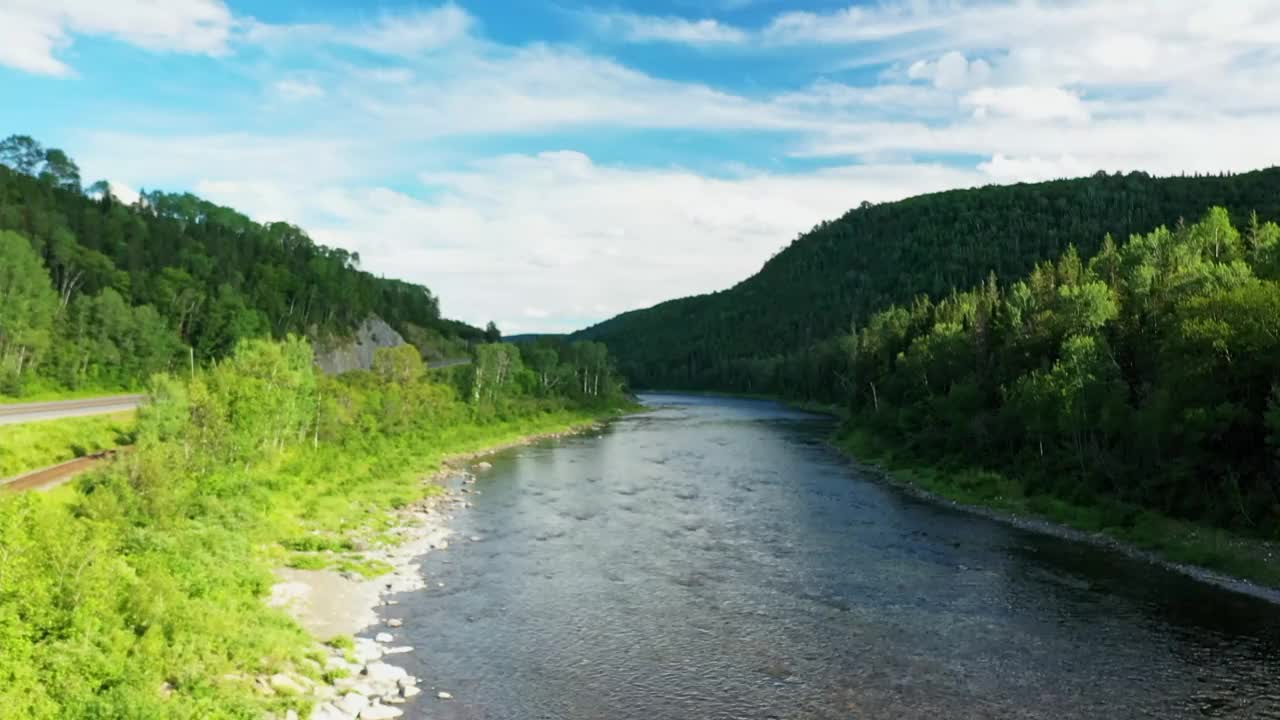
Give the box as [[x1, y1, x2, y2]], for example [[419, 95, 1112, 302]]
[[147, 147, 977, 333], [0, 0, 234, 76], [907, 51, 991, 90], [963, 86, 1089, 122], [32, 0, 1280, 333]]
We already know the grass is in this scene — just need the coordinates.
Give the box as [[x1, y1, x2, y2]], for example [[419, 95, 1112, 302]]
[[0, 386, 138, 404], [0, 411, 136, 478], [837, 426, 1280, 589]]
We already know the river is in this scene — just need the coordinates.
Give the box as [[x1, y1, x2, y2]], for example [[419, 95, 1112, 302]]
[[387, 394, 1280, 719]]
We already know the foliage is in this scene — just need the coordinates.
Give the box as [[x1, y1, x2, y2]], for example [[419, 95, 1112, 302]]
[[0, 412, 134, 479], [823, 209, 1280, 534], [577, 169, 1280, 393], [0, 335, 628, 719], [0, 135, 486, 397]]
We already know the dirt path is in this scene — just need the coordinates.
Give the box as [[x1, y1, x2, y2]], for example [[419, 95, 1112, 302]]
[[1, 452, 115, 492]]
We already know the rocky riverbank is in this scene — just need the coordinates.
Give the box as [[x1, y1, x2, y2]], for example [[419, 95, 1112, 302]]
[[263, 422, 607, 720]]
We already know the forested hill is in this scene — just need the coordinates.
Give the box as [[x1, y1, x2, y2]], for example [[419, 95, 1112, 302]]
[[576, 169, 1280, 392], [0, 134, 483, 395]]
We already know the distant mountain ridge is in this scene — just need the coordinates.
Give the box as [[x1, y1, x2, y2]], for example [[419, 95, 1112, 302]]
[[575, 168, 1280, 392]]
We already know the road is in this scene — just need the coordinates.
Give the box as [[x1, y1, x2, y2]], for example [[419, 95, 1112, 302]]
[[0, 395, 145, 426]]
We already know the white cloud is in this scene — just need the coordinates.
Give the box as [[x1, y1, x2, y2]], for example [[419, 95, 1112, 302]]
[[274, 79, 325, 101], [977, 154, 1095, 183], [907, 51, 990, 90], [243, 4, 472, 58], [0, 0, 234, 76], [344, 4, 472, 56], [590, 12, 747, 45], [963, 86, 1089, 122], [763, 4, 942, 44], [106, 180, 140, 205], [160, 148, 978, 334], [43, 0, 1280, 334]]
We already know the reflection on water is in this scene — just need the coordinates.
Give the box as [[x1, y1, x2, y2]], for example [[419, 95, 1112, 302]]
[[388, 394, 1280, 719]]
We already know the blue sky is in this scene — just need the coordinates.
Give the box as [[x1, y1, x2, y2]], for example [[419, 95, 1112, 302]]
[[3, 1, 1280, 333]]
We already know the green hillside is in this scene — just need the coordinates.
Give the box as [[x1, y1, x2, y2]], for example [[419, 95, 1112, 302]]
[[577, 169, 1280, 393], [0, 134, 482, 396]]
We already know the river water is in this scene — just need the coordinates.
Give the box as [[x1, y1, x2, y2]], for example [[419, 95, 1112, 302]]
[[389, 394, 1280, 719]]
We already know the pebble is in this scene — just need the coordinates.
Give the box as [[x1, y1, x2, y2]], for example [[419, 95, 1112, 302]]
[[387, 618, 403, 628], [375, 632, 394, 643], [402, 686, 422, 699], [437, 690, 454, 700]]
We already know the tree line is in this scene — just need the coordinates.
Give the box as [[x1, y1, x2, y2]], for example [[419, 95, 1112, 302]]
[[577, 168, 1280, 392], [0, 331, 628, 718], [0, 134, 486, 395]]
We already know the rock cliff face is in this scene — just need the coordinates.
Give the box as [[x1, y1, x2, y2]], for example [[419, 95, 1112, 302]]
[[314, 317, 405, 375]]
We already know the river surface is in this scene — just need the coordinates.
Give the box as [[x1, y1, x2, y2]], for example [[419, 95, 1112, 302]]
[[388, 394, 1280, 719]]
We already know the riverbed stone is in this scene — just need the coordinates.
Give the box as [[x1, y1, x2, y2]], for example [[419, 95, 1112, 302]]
[[437, 690, 454, 700], [475, 461, 492, 470], [310, 703, 351, 720], [383, 646, 413, 655], [360, 704, 404, 719], [353, 638, 382, 663], [386, 618, 402, 628], [334, 692, 370, 715], [364, 662, 409, 685], [402, 685, 422, 699], [374, 632, 394, 643]]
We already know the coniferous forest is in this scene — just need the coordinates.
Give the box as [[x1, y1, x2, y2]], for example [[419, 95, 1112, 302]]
[[579, 171, 1280, 537]]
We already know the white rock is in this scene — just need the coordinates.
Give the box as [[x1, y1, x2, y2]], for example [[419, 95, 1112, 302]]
[[360, 704, 404, 719], [437, 690, 454, 700], [335, 692, 370, 715], [469, 536, 482, 542], [269, 673, 306, 696], [476, 461, 492, 470], [396, 676, 417, 689], [375, 632, 394, 643], [310, 703, 350, 720], [354, 638, 382, 663], [386, 618, 403, 628], [364, 662, 409, 685], [402, 685, 422, 699], [383, 646, 414, 655]]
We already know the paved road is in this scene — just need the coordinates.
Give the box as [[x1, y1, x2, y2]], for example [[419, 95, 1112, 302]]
[[0, 395, 145, 426]]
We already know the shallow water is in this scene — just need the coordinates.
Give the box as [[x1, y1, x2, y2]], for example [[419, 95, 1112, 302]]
[[386, 394, 1280, 719]]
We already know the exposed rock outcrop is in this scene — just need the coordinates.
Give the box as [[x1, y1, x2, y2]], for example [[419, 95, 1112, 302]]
[[314, 317, 406, 375]]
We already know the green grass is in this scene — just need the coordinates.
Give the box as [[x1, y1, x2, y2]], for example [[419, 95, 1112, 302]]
[[0, 386, 138, 404], [837, 426, 1280, 588], [0, 411, 135, 478]]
